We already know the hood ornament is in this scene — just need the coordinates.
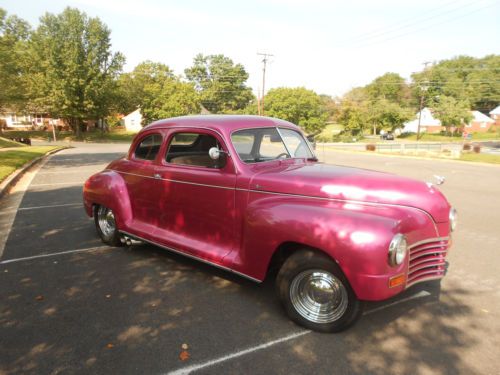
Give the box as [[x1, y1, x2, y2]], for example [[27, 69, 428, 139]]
[[433, 175, 446, 185]]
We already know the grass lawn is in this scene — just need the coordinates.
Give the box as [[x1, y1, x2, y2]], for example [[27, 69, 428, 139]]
[[0, 146, 62, 183], [3, 128, 136, 143], [459, 153, 500, 164], [0, 137, 27, 148], [317, 123, 344, 141]]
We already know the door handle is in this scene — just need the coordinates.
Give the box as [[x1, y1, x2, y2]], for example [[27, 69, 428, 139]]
[[153, 173, 162, 180]]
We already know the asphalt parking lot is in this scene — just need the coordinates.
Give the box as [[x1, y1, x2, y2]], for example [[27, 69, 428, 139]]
[[1, 143, 500, 375]]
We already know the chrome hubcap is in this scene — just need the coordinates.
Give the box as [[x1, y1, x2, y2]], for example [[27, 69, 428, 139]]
[[290, 270, 348, 324], [97, 206, 116, 238]]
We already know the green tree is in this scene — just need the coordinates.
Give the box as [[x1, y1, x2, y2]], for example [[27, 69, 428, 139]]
[[411, 55, 500, 113], [140, 79, 200, 124], [432, 95, 471, 135], [26, 7, 124, 137], [263, 87, 328, 134], [0, 8, 31, 110], [116, 61, 174, 115], [185, 54, 254, 113], [366, 72, 410, 105], [337, 100, 368, 136], [367, 99, 413, 134]]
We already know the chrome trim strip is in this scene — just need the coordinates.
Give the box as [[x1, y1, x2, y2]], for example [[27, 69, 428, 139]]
[[410, 244, 448, 253], [111, 169, 441, 235], [409, 261, 446, 273], [410, 250, 447, 261], [409, 237, 449, 250], [119, 230, 262, 283]]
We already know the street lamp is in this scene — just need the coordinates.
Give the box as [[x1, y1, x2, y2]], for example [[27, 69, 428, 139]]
[[416, 82, 429, 141]]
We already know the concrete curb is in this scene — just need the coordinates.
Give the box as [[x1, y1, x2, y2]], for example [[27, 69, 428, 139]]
[[0, 147, 68, 199]]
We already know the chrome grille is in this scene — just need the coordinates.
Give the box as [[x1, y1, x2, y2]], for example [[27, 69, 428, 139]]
[[406, 237, 449, 288]]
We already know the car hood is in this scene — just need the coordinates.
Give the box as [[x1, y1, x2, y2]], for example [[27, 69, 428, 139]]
[[248, 162, 450, 223]]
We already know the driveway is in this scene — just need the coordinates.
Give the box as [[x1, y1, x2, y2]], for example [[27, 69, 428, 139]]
[[1, 143, 499, 374]]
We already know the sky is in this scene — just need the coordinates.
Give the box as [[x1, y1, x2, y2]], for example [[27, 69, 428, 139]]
[[2, 0, 499, 97]]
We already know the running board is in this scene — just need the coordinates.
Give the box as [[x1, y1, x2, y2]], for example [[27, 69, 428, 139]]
[[119, 230, 261, 283]]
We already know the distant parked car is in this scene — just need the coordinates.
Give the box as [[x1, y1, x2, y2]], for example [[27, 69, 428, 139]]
[[381, 132, 395, 140], [83, 115, 456, 333]]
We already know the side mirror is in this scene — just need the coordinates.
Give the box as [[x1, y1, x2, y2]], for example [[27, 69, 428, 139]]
[[209, 147, 223, 160]]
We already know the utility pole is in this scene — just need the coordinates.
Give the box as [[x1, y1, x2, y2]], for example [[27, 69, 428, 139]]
[[416, 62, 432, 141], [257, 52, 273, 115]]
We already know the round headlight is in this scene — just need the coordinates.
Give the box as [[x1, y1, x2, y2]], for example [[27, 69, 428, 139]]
[[449, 208, 458, 232], [388, 234, 407, 266]]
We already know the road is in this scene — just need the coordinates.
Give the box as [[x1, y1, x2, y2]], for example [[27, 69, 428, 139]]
[[1, 143, 499, 375]]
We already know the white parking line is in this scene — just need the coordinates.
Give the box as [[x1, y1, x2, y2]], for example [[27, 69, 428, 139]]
[[30, 182, 82, 187], [18, 203, 82, 211], [167, 330, 310, 375], [167, 290, 432, 375], [0, 245, 111, 265]]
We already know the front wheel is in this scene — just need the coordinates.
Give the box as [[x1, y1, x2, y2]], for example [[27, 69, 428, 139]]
[[276, 250, 363, 333], [94, 205, 123, 247]]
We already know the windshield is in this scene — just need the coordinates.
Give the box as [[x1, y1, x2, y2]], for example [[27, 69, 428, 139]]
[[231, 127, 314, 163]]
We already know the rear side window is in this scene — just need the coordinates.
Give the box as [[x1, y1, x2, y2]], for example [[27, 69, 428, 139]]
[[134, 134, 162, 161]]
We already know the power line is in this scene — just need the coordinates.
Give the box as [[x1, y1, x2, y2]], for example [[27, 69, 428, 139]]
[[346, 0, 491, 46], [351, 1, 498, 48]]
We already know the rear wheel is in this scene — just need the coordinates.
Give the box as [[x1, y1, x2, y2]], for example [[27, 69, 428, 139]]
[[94, 205, 123, 247], [276, 249, 363, 333]]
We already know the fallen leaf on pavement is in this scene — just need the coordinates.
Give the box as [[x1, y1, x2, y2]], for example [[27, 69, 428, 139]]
[[106, 343, 114, 349], [179, 351, 190, 361], [35, 295, 44, 301], [181, 343, 189, 350], [106, 294, 111, 298]]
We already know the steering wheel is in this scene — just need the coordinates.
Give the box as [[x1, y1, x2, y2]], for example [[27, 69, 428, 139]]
[[275, 152, 289, 159]]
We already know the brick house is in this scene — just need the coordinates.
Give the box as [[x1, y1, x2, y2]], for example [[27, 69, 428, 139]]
[[489, 105, 500, 127], [464, 110, 495, 132]]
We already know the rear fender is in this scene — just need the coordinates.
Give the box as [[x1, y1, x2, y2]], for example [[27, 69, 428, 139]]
[[83, 170, 132, 229]]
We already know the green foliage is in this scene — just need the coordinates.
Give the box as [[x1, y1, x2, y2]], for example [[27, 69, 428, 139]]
[[337, 100, 367, 136], [411, 55, 500, 113], [141, 79, 200, 124], [116, 61, 174, 115], [25, 7, 124, 135], [185, 54, 254, 113], [431, 95, 472, 132], [366, 72, 410, 105], [263, 87, 328, 134], [0, 8, 31, 110]]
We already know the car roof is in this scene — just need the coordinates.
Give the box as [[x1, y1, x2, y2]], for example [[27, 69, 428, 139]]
[[141, 115, 300, 133]]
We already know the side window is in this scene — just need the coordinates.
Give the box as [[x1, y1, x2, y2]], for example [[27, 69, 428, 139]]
[[134, 134, 162, 161], [166, 132, 225, 168]]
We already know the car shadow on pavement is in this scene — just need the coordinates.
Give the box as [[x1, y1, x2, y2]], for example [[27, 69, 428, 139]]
[[1, 238, 478, 375]]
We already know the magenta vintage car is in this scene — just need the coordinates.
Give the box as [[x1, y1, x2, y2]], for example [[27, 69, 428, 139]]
[[83, 115, 456, 332]]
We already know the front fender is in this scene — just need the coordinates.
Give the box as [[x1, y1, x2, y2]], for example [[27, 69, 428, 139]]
[[83, 170, 132, 229], [231, 194, 438, 300]]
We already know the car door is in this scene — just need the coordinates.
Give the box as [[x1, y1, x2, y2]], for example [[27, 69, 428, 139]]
[[152, 128, 236, 263], [118, 131, 164, 235]]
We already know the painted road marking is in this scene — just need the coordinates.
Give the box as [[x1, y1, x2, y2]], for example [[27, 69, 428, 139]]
[[30, 182, 83, 187], [18, 203, 82, 211], [0, 246, 111, 265], [167, 290, 432, 375], [167, 330, 310, 375]]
